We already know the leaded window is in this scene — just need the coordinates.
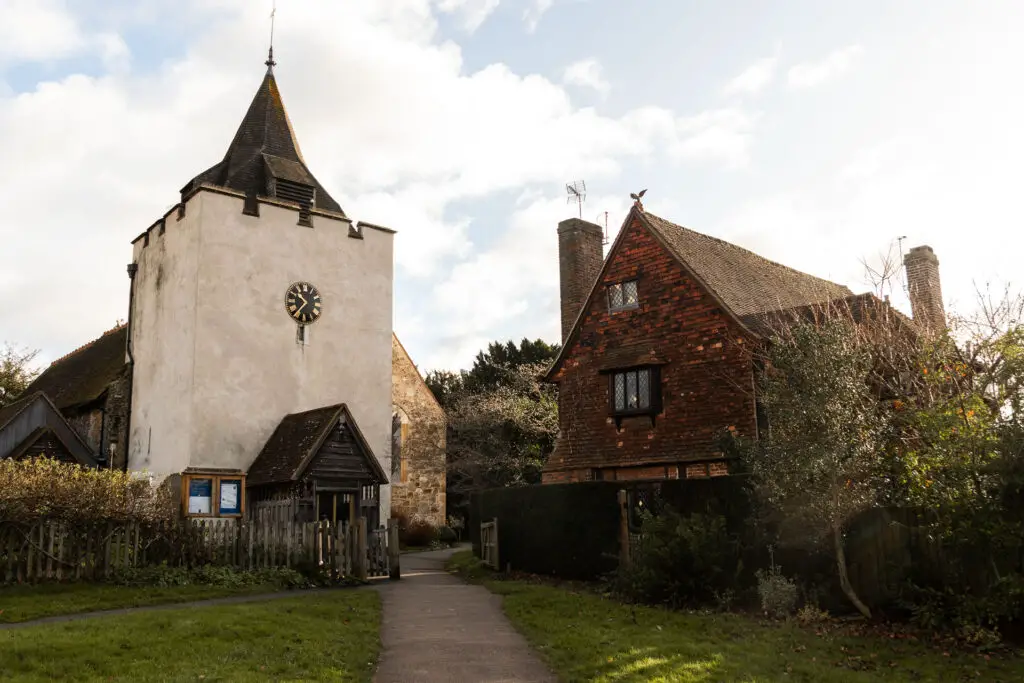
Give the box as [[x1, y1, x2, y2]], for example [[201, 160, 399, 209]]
[[608, 280, 639, 312], [609, 367, 660, 416]]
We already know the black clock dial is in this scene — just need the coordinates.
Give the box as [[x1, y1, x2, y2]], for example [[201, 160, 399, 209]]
[[285, 282, 322, 325]]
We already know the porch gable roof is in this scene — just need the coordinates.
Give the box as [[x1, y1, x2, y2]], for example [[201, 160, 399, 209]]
[[247, 403, 388, 487]]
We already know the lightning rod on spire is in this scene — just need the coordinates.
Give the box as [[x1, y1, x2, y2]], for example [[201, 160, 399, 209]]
[[266, 0, 277, 70]]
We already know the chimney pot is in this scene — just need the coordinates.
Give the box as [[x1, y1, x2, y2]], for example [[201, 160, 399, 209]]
[[557, 217, 605, 343]]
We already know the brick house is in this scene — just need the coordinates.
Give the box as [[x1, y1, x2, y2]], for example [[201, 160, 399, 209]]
[[542, 201, 944, 484]]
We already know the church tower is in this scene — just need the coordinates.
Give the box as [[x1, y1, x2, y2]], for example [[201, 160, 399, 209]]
[[126, 52, 394, 521]]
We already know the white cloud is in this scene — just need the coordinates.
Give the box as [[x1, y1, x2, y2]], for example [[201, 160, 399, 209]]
[[0, 0, 86, 64], [436, 0, 501, 32], [421, 192, 629, 371], [722, 55, 777, 97], [787, 45, 864, 89], [0, 0, 755, 368], [562, 58, 609, 96], [96, 33, 131, 73], [669, 108, 759, 168], [523, 0, 554, 33]]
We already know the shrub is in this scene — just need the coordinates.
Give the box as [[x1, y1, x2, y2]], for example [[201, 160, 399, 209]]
[[794, 603, 831, 625], [756, 564, 799, 618], [615, 508, 744, 609], [0, 458, 174, 525], [438, 526, 458, 545], [447, 515, 465, 540], [109, 564, 309, 589], [399, 517, 438, 548]]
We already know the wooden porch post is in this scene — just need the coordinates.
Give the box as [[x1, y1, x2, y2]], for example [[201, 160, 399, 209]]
[[388, 518, 400, 580], [618, 489, 631, 569]]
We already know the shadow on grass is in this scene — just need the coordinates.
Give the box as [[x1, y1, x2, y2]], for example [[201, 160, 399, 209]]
[[442, 551, 1024, 683]]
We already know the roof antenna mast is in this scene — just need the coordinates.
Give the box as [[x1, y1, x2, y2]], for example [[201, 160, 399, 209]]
[[565, 179, 586, 218], [595, 210, 609, 245], [266, 0, 277, 70]]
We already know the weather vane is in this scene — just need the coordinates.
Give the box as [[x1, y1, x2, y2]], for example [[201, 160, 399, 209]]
[[266, 0, 277, 69], [630, 188, 647, 211]]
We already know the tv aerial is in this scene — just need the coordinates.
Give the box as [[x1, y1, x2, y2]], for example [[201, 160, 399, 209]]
[[565, 180, 586, 218]]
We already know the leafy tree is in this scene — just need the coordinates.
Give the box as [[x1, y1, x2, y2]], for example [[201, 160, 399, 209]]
[[746, 319, 890, 618], [0, 343, 40, 408], [446, 361, 558, 496], [423, 369, 464, 410], [741, 286, 1024, 623], [462, 337, 560, 393], [426, 338, 561, 521]]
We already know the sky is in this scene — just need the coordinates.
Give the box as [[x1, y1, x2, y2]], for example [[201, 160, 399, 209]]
[[1, 0, 1023, 374]]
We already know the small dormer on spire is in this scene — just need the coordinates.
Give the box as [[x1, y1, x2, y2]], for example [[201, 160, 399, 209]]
[[178, 53, 345, 218]]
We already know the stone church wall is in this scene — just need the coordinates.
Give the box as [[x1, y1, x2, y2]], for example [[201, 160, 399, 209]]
[[390, 336, 446, 528], [63, 370, 130, 470]]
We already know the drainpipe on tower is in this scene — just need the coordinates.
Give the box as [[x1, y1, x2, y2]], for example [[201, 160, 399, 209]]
[[123, 262, 138, 473]]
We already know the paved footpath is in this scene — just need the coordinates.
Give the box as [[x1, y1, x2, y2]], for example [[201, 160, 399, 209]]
[[373, 547, 556, 683]]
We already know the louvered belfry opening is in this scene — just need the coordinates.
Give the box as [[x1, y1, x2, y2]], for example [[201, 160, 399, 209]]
[[272, 178, 316, 226]]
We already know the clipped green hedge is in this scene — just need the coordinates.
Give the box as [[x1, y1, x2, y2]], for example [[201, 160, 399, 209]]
[[470, 482, 623, 580], [469, 477, 753, 581]]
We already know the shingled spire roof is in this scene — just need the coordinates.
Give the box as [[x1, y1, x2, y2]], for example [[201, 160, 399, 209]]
[[180, 56, 345, 216]]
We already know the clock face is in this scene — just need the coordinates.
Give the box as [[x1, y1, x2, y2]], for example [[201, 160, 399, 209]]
[[285, 282, 322, 325]]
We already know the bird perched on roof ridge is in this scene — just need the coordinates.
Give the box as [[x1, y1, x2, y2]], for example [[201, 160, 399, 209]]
[[630, 188, 647, 211]]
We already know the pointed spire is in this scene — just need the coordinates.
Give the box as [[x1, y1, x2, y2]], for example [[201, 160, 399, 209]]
[[178, 58, 345, 216]]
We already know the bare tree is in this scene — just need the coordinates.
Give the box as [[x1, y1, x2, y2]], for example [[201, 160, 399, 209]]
[[0, 343, 40, 408]]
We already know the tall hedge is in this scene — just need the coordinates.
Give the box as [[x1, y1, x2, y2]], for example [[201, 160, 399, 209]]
[[469, 477, 753, 581], [470, 482, 623, 580]]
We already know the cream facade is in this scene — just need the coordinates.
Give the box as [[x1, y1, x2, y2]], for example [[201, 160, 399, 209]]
[[124, 58, 399, 521], [128, 190, 394, 516]]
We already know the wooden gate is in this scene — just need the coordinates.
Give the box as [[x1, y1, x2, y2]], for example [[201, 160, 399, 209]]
[[480, 518, 499, 569]]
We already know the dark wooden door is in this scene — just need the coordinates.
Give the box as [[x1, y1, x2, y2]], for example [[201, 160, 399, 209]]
[[315, 491, 354, 524]]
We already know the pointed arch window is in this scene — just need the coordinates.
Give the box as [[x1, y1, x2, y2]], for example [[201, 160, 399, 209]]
[[391, 408, 410, 484]]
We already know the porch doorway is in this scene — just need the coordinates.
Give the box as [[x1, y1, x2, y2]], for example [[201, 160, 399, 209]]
[[316, 491, 355, 524]]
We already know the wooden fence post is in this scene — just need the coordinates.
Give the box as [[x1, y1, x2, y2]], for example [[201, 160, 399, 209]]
[[618, 489, 631, 570], [355, 517, 368, 580], [388, 518, 400, 580]]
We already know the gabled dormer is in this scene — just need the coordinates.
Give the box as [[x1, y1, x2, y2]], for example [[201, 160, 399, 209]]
[[179, 51, 344, 224]]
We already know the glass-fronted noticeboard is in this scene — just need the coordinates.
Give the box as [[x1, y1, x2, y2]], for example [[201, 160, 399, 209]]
[[181, 472, 246, 518]]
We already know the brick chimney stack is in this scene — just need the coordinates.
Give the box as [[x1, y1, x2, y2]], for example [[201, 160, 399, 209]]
[[903, 245, 946, 333], [558, 217, 605, 343]]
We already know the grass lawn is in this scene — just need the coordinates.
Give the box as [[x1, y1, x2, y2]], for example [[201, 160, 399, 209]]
[[0, 589, 381, 682], [0, 582, 291, 624], [447, 551, 1024, 682]]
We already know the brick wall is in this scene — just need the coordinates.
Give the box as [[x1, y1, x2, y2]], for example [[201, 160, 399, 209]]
[[558, 218, 605, 343], [390, 335, 447, 528], [903, 245, 945, 332], [543, 213, 757, 481]]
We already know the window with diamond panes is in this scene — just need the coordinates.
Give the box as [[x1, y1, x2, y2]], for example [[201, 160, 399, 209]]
[[610, 367, 659, 415], [608, 279, 639, 312]]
